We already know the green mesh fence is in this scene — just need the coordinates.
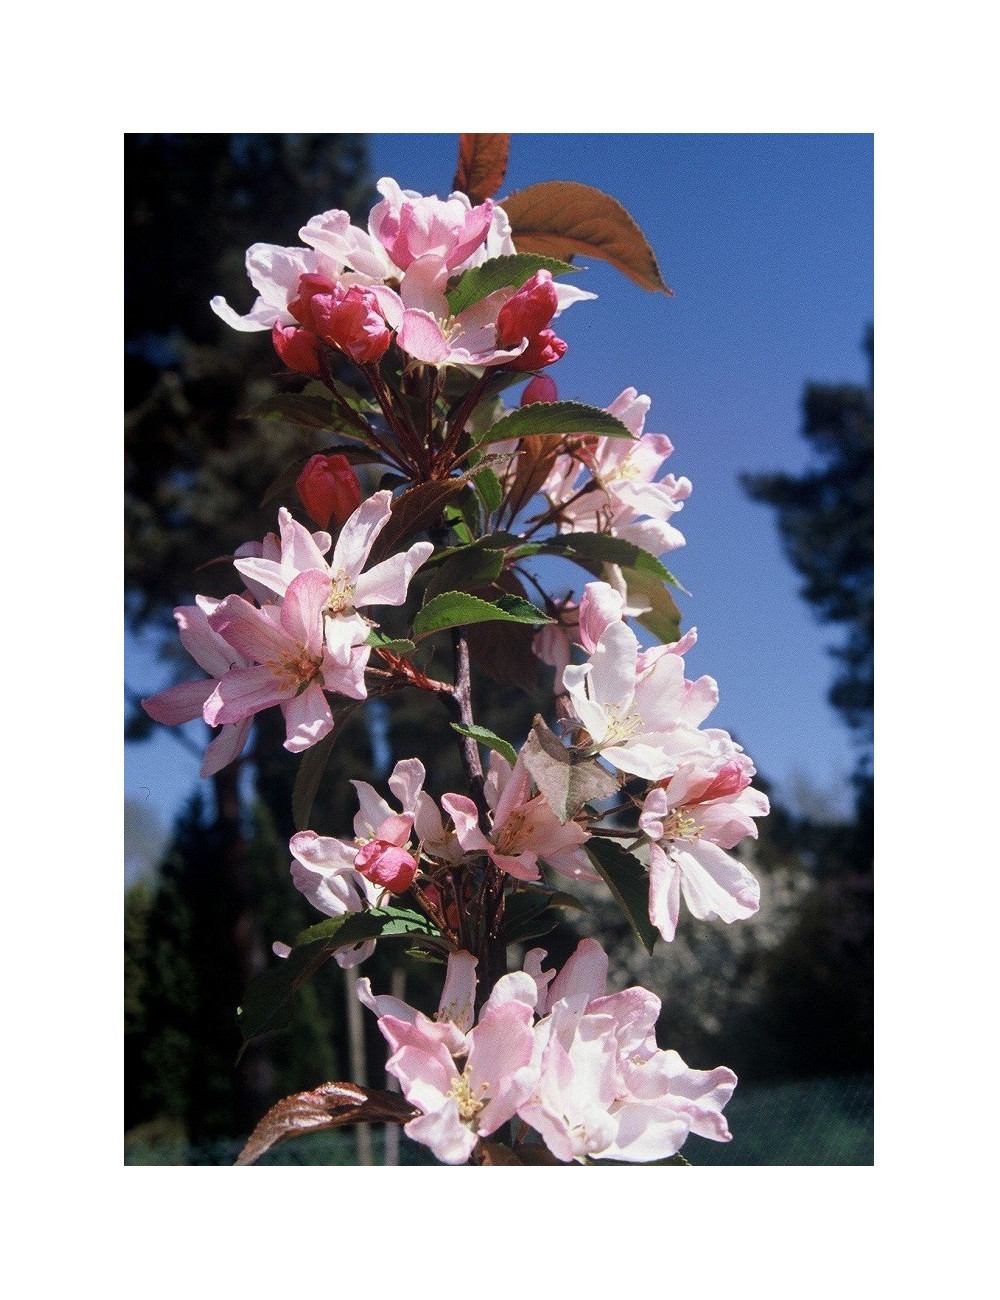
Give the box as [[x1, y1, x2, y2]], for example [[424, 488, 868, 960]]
[[125, 1073, 872, 1166]]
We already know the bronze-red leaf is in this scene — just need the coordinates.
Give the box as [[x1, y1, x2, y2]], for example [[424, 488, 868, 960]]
[[234, 1082, 419, 1166], [453, 134, 511, 205], [502, 181, 672, 295]]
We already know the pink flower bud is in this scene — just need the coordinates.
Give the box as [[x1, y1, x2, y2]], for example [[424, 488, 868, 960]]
[[514, 329, 567, 372], [290, 276, 393, 365], [521, 375, 559, 405], [354, 840, 418, 895], [272, 323, 321, 377], [496, 271, 567, 372], [296, 454, 362, 530]]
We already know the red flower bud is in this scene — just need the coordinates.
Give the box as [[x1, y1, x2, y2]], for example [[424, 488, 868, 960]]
[[290, 275, 392, 365], [296, 454, 362, 530], [354, 840, 417, 895], [496, 270, 566, 372], [272, 323, 322, 377], [520, 375, 559, 405]]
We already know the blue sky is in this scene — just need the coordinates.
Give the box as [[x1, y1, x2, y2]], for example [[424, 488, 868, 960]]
[[126, 132, 873, 854]]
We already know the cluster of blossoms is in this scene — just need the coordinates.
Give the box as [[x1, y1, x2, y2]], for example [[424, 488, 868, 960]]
[[145, 161, 770, 1166], [211, 177, 593, 377], [358, 939, 737, 1165]]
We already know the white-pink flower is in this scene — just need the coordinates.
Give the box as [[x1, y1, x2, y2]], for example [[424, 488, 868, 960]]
[[361, 950, 539, 1164], [639, 755, 767, 941], [562, 612, 719, 781], [203, 569, 367, 753], [517, 939, 738, 1163], [141, 597, 253, 777], [287, 830, 385, 968], [442, 750, 596, 883], [234, 493, 433, 665]]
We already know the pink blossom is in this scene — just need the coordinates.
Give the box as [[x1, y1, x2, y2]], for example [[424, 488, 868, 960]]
[[521, 374, 559, 405], [353, 813, 417, 895], [361, 950, 539, 1164], [517, 939, 738, 1162], [203, 569, 368, 752], [296, 454, 362, 530], [288, 830, 384, 968], [441, 750, 596, 883], [289, 276, 397, 364], [233, 494, 433, 666], [141, 597, 253, 777], [370, 178, 495, 272], [639, 755, 767, 941], [563, 616, 720, 781], [540, 387, 693, 559]]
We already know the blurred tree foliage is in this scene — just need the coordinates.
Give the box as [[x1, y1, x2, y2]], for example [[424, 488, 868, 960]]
[[125, 134, 375, 1140], [742, 329, 874, 781]]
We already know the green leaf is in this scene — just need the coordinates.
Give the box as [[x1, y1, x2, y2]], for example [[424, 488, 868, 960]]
[[291, 727, 338, 831], [537, 532, 680, 586], [521, 716, 619, 821], [476, 401, 635, 448], [585, 837, 657, 955], [423, 546, 504, 602], [365, 631, 417, 655], [237, 908, 439, 1052], [449, 723, 517, 766], [492, 594, 554, 621], [446, 253, 580, 316], [505, 886, 587, 945], [294, 906, 435, 948], [412, 591, 551, 640], [620, 565, 684, 645], [473, 466, 504, 514]]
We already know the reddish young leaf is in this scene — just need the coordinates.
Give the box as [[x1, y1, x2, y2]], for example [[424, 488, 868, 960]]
[[453, 134, 511, 204], [502, 181, 673, 295], [365, 478, 467, 566], [501, 434, 563, 523], [234, 1082, 419, 1166]]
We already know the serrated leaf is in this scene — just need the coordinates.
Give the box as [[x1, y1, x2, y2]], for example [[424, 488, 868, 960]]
[[521, 716, 620, 821], [294, 906, 435, 947], [449, 723, 518, 767], [453, 133, 510, 205], [237, 907, 439, 1052], [365, 479, 467, 565], [585, 838, 657, 955], [242, 393, 377, 440], [477, 400, 635, 448], [538, 532, 679, 585], [237, 936, 338, 1050], [366, 631, 417, 655], [412, 591, 551, 640], [235, 1083, 419, 1166], [503, 181, 672, 295], [447, 253, 579, 316], [423, 546, 504, 603], [472, 465, 503, 514]]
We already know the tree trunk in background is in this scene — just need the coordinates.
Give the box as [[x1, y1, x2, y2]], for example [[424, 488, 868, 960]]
[[213, 764, 274, 1133]]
